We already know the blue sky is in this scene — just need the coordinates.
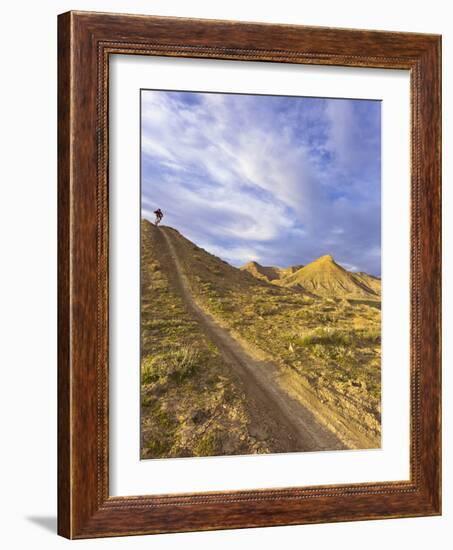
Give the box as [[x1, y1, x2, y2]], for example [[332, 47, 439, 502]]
[[141, 90, 381, 276]]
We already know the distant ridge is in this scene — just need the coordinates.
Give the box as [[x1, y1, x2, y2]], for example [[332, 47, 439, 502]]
[[277, 254, 379, 299], [240, 261, 281, 282], [144, 220, 379, 300], [240, 261, 304, 283]]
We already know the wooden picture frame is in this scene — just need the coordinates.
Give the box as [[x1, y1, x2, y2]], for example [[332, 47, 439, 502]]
[[58, 10, 441, 539]]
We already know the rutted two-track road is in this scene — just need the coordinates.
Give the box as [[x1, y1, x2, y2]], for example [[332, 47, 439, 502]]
[[158, 226, 345, 453]]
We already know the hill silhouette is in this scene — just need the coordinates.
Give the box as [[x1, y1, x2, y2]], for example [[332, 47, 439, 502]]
[[240, 261, 304, 283], [144, 221, 379, 301], [241, 256, 380, 300], [276, 255, 379, 299]]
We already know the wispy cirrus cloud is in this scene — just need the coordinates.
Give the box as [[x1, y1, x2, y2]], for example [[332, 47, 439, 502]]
[[141, 90, 381, 275]]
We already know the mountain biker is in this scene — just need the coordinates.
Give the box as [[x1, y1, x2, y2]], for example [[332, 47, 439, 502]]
[[154, 208, 163, 226]]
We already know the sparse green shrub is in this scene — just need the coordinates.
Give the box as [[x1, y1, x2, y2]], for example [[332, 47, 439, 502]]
[[141, 345, 201, 385], [145, 436, 172, 455], [357, 328, 381, 345], [166, 346, 200, 383], [297, 327, 353, 346], [195, 431, 221, 456]]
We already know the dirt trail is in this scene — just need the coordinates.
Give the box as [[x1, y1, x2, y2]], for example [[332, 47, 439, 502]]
[[159, 226, 345, 453]]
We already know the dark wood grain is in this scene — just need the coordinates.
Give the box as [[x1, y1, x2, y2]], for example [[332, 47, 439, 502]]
[[57, 10, 442, 539], [57, 11, 71, 538]]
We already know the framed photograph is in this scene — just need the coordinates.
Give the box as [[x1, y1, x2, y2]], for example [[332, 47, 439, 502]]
[[58, 11, 441, 538]]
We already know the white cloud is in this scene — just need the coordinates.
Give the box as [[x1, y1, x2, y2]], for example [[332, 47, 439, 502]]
[[141, 91, 381, 274]]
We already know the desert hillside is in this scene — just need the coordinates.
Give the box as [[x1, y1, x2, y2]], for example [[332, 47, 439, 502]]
[[352, 271, 382, 294], [141, 221, 275, 458], [241, 256, 380, 300], [240, 261, 304, 282], [274, 254, 380, 299], [141, 220, 382, 457]]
